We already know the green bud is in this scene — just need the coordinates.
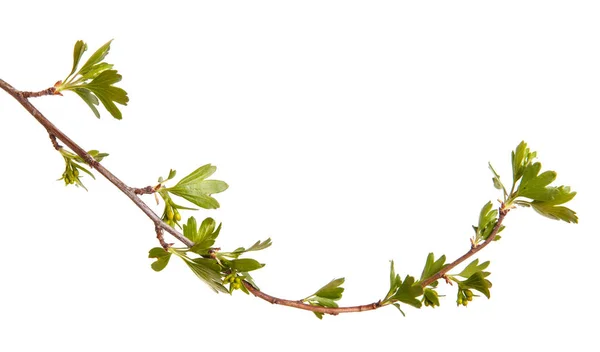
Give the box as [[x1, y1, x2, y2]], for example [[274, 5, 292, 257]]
[[174, 209, 181, 221], [166, 206, 174, 220]]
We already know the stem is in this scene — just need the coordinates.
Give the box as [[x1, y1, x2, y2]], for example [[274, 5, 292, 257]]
[[419, 206, 509, 288], [0, 79, 193, 247], [1, 78, 510, 316], [242, 281, 381, 315]]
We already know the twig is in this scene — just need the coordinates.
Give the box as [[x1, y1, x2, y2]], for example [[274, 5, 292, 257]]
[[242, 281, 381, 315], [0, 79, 193, 248], [21, 86, 58, 98], [419, 207, 509, 288], [1, 78, 511, 316]]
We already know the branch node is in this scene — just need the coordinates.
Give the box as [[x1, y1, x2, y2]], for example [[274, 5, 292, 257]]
[[49, 134, 62, 150], [155, 225, 172, 250]]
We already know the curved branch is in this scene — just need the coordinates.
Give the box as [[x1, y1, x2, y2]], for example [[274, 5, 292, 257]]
[[1, 78, 510, 316], [419, 207, 509, 288], [0, 79, 192, 247], [243, 281, 381, 315]]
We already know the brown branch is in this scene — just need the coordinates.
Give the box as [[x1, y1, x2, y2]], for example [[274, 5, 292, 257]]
[[1, 78, 511, 317], [21, 86, 58, 98], [133, 185, 157, 195], [0, 79, 193, 248], [419, 206, 509, 288], [243, 281, 382, 315]]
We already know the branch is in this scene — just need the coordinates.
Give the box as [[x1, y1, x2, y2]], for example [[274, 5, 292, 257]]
[[420, 206, 509, 288], [0, 78, 521, 317], [0, 79, 193, 247], [242, 281, 381, 315]]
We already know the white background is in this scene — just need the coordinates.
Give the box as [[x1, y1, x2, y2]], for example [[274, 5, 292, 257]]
[[1, 1, 598, 351]]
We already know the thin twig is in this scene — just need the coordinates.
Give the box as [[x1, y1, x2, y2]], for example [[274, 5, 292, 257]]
[[0, 79, 193, 247], [21, 86, 58, 98], [1, 78, 510, 316], [242, 281, 381, 315], [419, 207, 509, 288]]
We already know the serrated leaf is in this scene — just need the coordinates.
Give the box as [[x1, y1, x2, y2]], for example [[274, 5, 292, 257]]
[[85, 70, 129, 119], [73, 88, 100, 118], [229, 258, 265, 272], [184, 257, 228, 294], [78, 39, 113, 76], [458, 272, 491, 299], [420, 253, 446, 283], [234, 238, 273, 254], [81, 62, 114, 80], [512, 141, 528, 182], [312, 278, 345, 301], [530, 202, 578, 223], [166, 164, 228, 209], [389, 275, 423, 309], [457, 259, 490, 278]]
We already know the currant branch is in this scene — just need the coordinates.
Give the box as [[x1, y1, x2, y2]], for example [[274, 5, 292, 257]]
[[0, 40, 578, 319]]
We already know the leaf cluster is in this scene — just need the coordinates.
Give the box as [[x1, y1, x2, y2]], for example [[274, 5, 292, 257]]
[[156, 165, 228, 228], [381, 261, 423, 316], [149, 215, 271, 294], [56, 40, 129, 119], [490, 141, 577, 223], [303, 278, 345, 319], [472, 201, 505, 245], [58, 149, 108, 190], [450, 259, 492, 306]]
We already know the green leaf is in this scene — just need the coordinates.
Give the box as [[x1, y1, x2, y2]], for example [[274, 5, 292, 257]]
[[420, 253, 446, 284], [228, 258, 265, 272], [78, 39, 113, 76], [392, 303, 406, 317], [457, 259, 490, 278], [312, 278, 345, 301], [512, 140, 528, 182], [73, 88, 100, 118], [66, 40, 87, 81], [148, 247, 171, 272], [488, 162, 506, 194], [183, 257, 228, 294], [233, 238, 273, 255], [389, 275, 423, 309], [85, 70, 129, 119], [518, 163, 559, 201], [458, 272, 492, 299], [166, 164, 229, 209], [530, 201, 578, 223], [304, 278, 344, 319], [58, 40, 129, 119]]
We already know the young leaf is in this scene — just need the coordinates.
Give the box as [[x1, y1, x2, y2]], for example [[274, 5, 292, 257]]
[[166, 164, 229, 209], [78, 40, 113, 76], [388, 275, 423, 309], [530, 201, 578, 223], [148, 247, 171, 272], [456, 259, 490, 278], [228, 258, 265, 272], [57, 40, 129, 119], [66, 40, 87, 81], [183, 257, 229, 294], [458, 272, 492, 299], [304, 278, 345, 319], [311, 278, 345, 301], [420, 253, 446, 284]]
